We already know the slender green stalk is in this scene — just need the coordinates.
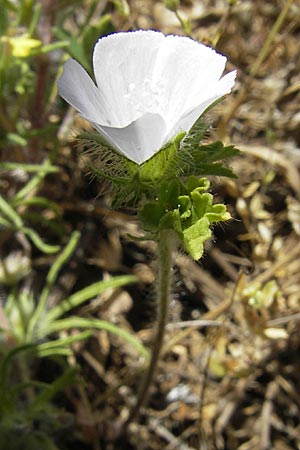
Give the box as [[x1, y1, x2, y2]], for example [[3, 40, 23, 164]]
[[250, 0, 293, 77], [123, 230, 174, 429]]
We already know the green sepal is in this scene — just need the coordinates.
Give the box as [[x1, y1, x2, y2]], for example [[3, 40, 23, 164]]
[[79, 114, 239, 208], [85, 132, 183, 208], [180, 116, 209, 151], [179, 115, 240, 179], [179, 140, 240, 178], [137, 141, 178, 183]]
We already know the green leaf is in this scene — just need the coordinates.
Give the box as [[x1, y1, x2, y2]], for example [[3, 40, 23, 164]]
[[38, 40, 70, 55], [47, 275, 137, 322], [54, 28, 90, 73], [178, 195, 192, 219], [138, 202, 166, 231], [48, 317, 149, 359], [185, 176, 210, 193], [206, 204, 231, 223], [146, 176, 233, 260], [164, 0, 180, 12], [27, 231, 81, 342], [30, 368, 78, 410], [138, 179, 181, 231], [183, 216, 212, 260], [191, 191, 213, 219], [12, 196, 62, 215], [158, 179, 180, 208], [37, 331, 92, 357], [22, 227, 60, 254], [82, 15, 115, 57], [0, 162, 59, 173], [159, 209, 182, 235], [0, 344, 37, 414], [1, 429, 61, 450], [0, 3, 9, 35], [11, 160, 58, 202], [111, 0, 130, 17], [6, 132, 27, 146], [0, 194, 23, 228]]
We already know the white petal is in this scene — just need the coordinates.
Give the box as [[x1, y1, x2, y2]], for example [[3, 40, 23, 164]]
[[57, 59, 112, 126], [151, 35, 228, 130], [165, 70, 237, 142], [94, 113, 167, 164], [58, 31, 237, 166], [93, 30, 165, 127]]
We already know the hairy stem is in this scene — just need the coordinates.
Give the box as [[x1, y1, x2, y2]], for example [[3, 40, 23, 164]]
[[124, 230, 174, 428]]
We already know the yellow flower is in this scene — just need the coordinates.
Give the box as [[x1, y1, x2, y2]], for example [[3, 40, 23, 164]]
[[1, 35, 41, 57]]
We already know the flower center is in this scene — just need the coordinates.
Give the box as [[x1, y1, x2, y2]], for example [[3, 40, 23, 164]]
[[123, 78, 167, 118]]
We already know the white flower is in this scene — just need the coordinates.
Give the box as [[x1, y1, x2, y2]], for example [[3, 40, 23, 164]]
[[58, 30, 236, 165]]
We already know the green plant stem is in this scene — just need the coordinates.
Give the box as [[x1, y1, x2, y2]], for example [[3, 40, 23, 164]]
[[123, 230, 174, 429]]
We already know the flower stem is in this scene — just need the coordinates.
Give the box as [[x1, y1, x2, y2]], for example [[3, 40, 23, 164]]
[[124, 230, 174, 428]]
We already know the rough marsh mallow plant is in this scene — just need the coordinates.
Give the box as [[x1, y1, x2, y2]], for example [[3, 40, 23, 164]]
[[58, 29, 238, 430], [58, 29, 236, 165]]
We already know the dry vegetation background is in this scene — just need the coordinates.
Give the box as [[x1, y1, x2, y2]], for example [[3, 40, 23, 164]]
[[1, 0, 300, 449]]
